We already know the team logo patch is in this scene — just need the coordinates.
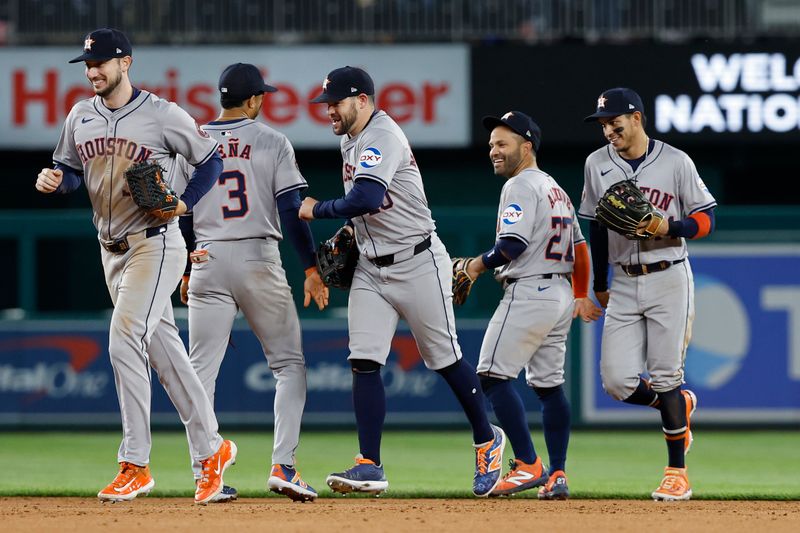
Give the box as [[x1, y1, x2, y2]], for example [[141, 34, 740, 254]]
[[501, 203, 523, 225], [358, 147, 382, 168]]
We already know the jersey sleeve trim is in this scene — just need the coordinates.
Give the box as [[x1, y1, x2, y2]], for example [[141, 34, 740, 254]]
[[193, 143, 219, 167], [577, 211, 596, 220], [688, 201, 717, 214], [275, 182, 308, 198], [498, 232, 530, 246], [353, 173, 389, 189]]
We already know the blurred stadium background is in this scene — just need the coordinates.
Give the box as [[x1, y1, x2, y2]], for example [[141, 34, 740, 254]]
[[0, 0, 798, 430]]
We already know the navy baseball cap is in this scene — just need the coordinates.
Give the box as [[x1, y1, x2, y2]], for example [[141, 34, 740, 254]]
[[218, 63, 278, 100], [584, 87, 645, 122], [310, 66, 375, 103], [482, 111, 542, 151], [69, 28, 132, 63]]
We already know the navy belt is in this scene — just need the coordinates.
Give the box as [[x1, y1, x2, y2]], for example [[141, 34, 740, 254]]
[[101, 224, 168, 255], [370, 236, 432, 267], [506, 272, 568, 284], [621, 258, 685, 277]]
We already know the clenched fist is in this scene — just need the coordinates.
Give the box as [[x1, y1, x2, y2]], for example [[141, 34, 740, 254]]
[[36, 168, 63, 193]]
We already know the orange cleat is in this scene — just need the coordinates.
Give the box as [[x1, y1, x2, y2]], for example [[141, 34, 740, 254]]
[[97, 462, 155, 502], [682, 390, 697, 454], [652, 467, 692, 501], [195, 439, 237, 505], [490, 456, 549, 496]]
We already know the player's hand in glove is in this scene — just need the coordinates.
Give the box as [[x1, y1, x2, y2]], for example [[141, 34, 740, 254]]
[[573, 297, 603, 322], [451, 257, 476, 306], [304, 267, 330, 310], [316, 225, 359, 290], [595, 180, 666, 240], [124, 161, 185, 220]]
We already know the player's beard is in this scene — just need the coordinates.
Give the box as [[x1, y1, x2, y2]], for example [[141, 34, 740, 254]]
[[332, 100, 358, 136], [494, 145, 525, 178], [94, 68, 123, 98]]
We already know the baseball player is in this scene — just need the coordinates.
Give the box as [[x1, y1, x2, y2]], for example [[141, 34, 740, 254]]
[[300, 66, 506, 497], [34, 28, 236, 505], [579, 87, 716, 501], [455, 111, 601, 499], [172, 63, 328, 503]]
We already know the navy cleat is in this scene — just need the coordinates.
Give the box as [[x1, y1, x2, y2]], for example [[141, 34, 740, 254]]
[[537, 470, 570, 500], [326, 455, 389, 495], [268, 464, 318, 502], [473, 424, 506, 497], [209, 485, 239, 503]]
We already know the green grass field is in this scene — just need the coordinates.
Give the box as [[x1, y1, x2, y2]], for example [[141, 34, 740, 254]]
[[1, 430, 797, 499]]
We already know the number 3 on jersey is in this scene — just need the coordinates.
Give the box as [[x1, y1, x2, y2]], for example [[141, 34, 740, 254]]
[[545, 216, 574, 262], [219, 170, 249, 219]]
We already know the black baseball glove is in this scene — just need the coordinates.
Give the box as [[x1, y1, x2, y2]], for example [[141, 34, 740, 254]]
[[595, 180, 665, 240], [316, 226, 359, 290], [124, 161, 180, 220]]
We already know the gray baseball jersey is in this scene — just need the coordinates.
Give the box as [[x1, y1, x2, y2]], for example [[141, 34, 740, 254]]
[[341, 111, 459, 371], [578, 139, 716, 396], [173, 118, 306, 242], [578, 140, 716, 264], [493, 168, 585, 282], [173, 118, 310, 472], [53, 90, 219, 241], [341, 111, 436, 258], [477, 168, 582, 387], [52, 90, 223, 466]]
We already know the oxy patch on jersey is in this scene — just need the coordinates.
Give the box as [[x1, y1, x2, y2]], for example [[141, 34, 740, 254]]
[[501, 204, 524, 225], [358, 147, 382, 168]]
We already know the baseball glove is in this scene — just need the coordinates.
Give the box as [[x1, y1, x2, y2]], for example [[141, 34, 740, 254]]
[[595, 180, 665, 240], [124, 161, 179, 220], [451, 257, 475, 306], [316, 226, 359, 290]]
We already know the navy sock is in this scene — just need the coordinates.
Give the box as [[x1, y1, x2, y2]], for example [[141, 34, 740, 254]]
[[436, 359, 493, 444], [535, 385, 570, 473], [623, 377, 660, 408], [352, 368, 385, 465], [481, 376, 536, 464], [657, 387, 687, 468]]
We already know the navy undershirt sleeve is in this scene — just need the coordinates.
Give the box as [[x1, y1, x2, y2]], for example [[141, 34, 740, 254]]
[[667, 208, 715, 238], [53, 163, 84, 193], [481, 237, 527, 269], [180, 152, 223, 211], [178, 213, 195, 276], [278, 189, 317, 270], [311, 178, 386, 219], [589, 221, 610, 292]]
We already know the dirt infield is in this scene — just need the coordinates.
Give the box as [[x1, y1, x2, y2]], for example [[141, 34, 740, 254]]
[[2, 498, 798, 532]]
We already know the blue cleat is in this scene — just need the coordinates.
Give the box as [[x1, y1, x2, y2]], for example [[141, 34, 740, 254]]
[[209, 485, 238, 503], [538, 470, 570, 500], [326, 455, 389, 495], [473, 425, 506, 497], [268, 464, 318, 502]]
